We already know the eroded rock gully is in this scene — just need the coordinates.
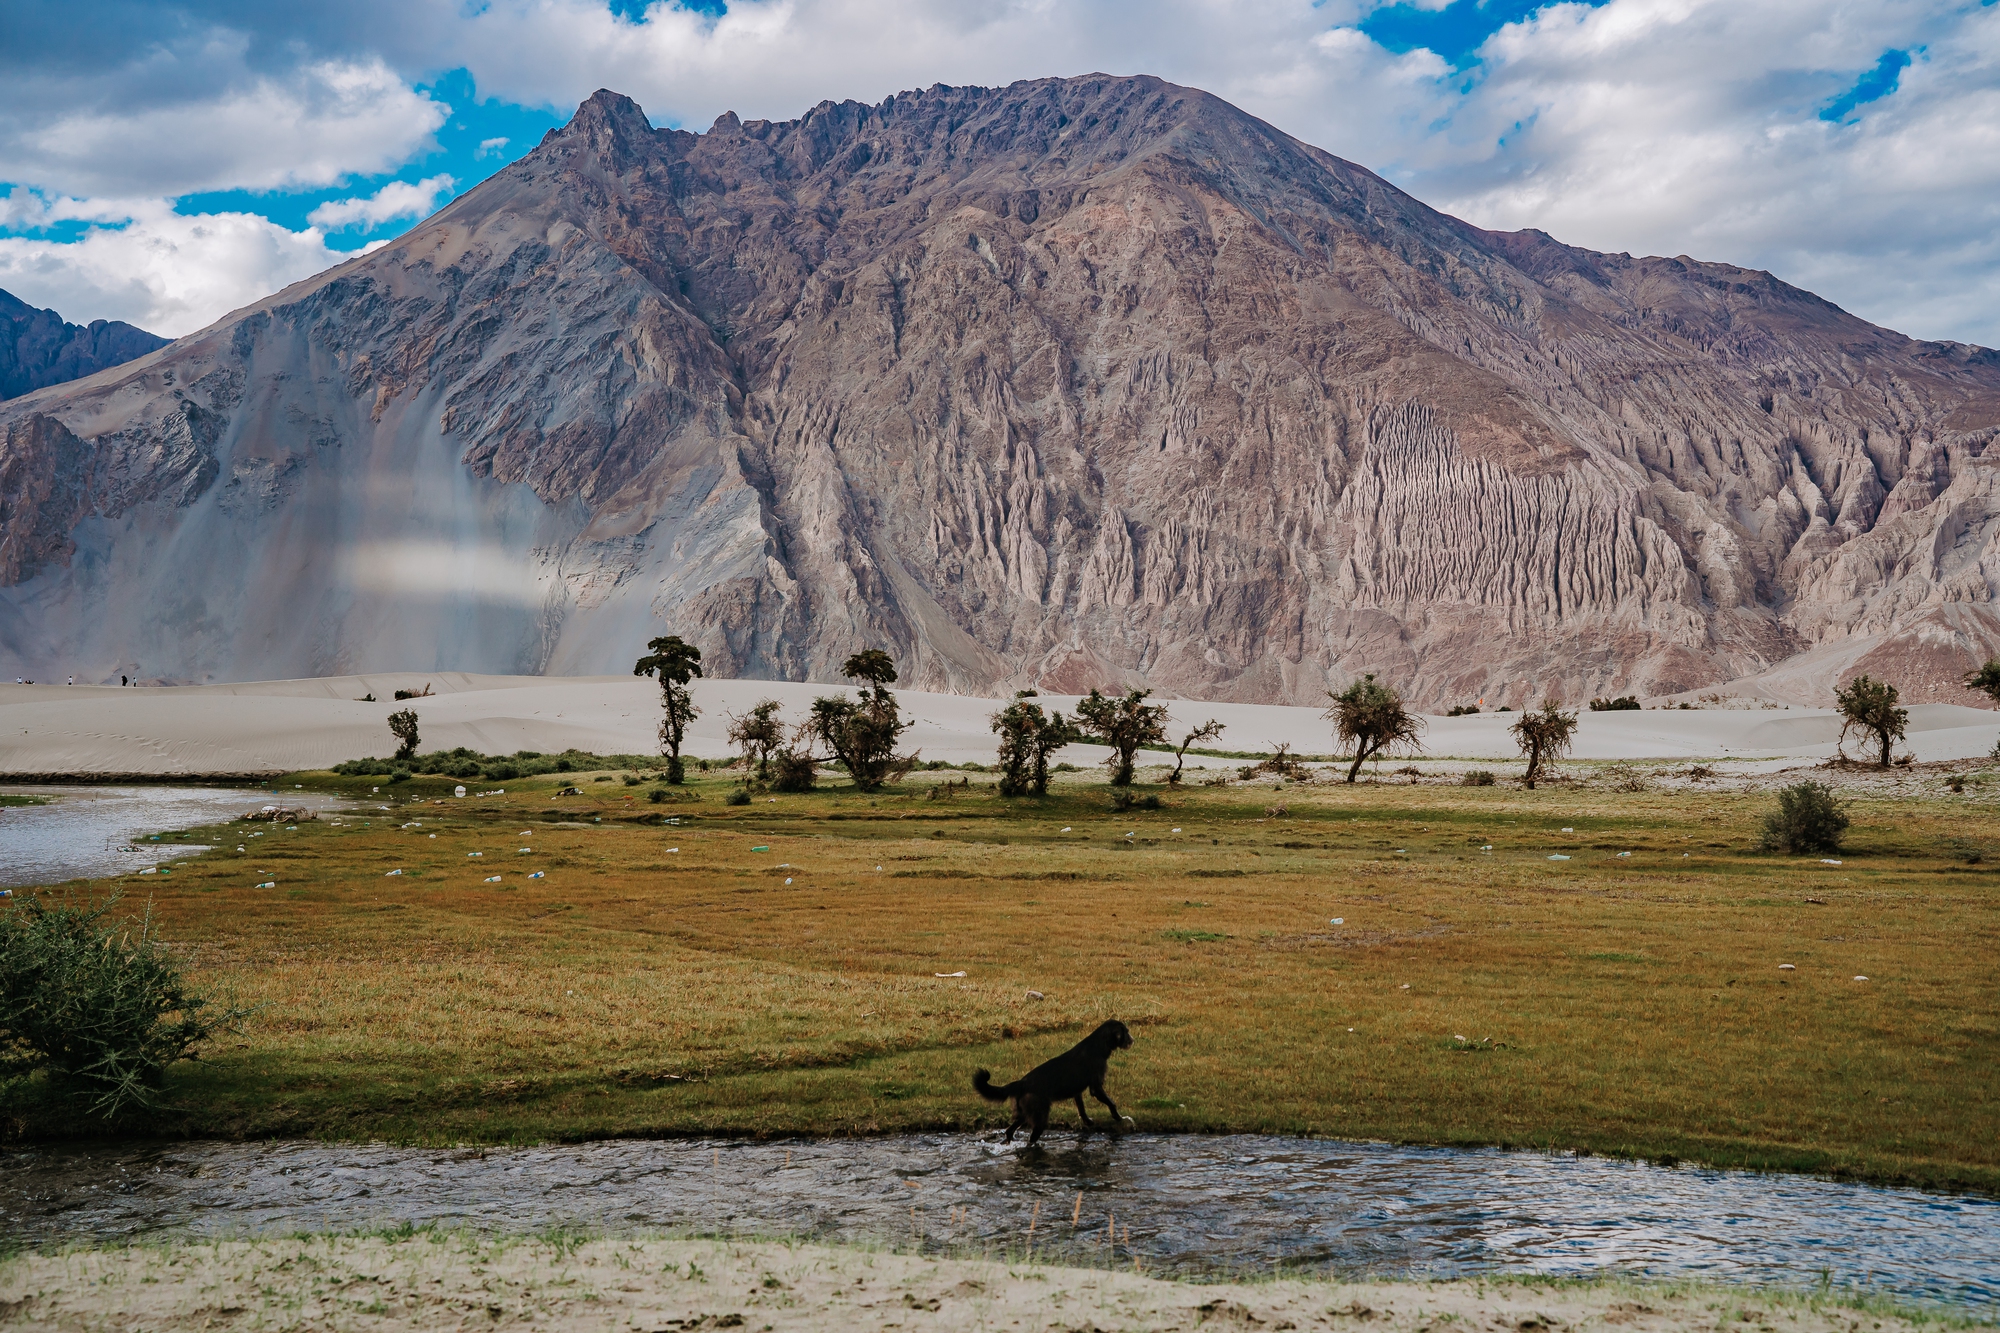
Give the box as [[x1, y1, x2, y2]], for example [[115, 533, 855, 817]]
[[3, 75, 1997, 706]]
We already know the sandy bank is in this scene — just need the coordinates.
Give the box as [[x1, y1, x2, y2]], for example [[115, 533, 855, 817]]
[[0, 1235, 1942, 1333], [3, 672, 1997, 776]]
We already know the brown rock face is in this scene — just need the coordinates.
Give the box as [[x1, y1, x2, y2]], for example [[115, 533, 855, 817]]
[[2, 75, 1997, 702]]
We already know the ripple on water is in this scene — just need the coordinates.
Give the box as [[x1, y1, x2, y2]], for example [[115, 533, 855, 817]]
[[1, 1135, 1993, 1310]]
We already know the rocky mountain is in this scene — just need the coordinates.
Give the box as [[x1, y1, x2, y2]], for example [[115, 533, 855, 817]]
[[2, 75, 1997, 705], [0, 288, 167, 402]]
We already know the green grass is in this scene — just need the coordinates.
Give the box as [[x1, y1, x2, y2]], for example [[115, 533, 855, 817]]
[[3, 767, 1996, 1194]]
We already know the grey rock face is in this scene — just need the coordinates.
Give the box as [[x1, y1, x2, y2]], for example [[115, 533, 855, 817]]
[[2, 76, 1997, 702], [0, 289, 168, 401]]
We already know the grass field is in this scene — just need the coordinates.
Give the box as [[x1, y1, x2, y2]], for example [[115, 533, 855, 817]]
[[9, 766, 1998, 1192]]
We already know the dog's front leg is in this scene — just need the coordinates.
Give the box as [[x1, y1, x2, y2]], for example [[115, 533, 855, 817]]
[[1073, 1093, 1097, 1130], [1091, 1083, 1132, 1132]]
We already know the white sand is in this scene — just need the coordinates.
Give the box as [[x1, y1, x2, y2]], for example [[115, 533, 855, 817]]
[[1, 672, 1996, 775], [0, 1235, 1938, 1333]]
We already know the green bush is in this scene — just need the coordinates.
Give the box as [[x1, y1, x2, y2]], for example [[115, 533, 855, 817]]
[[770, 750, 818, 793], [0, 893, 247, 1119], [1589, 696, 1642, 711], [647, 787, 668, 804], [725, 787, 752, 806], [1760, 781, 1850, 853], [1446, 705, 1480, 716], [1461, 770, 1496, 786]]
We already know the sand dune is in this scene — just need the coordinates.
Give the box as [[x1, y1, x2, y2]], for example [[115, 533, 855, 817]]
[[3, 673, 1997, 776]]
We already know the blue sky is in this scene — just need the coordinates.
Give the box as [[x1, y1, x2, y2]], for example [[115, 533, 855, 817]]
[[1, 0, 1994, 345]]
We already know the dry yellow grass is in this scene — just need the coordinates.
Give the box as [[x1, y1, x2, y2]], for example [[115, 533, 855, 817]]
[[18, 769, 1998, 1190]]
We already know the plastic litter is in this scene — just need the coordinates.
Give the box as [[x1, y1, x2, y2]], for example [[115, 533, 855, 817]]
[[1820, 859, 1843, 866], [1025, 990, 1045, 1000], [1548, 854, 1570, 861], [529, 871, 544, 879], [139, 867, 157, 875], [666, 848, 678, 853], [1330, 917, 1344, 925], [467, 852, 482, 858], [518, 847, 532, 853], [454, 786, 466, 797], [1482, 844, 1492, 851], [385, 869, 402, 877], [751, 845, 770, 852], [1854, 975, 1869, 982], [1172, 827, 1182, 833], [785, 878, 793, 885], [1562, 827, 1574, 832], [1061, 827, 1072, 833], [934, 970, 967, 978], [1617, 851, 1631, 857], [1779, 963, 1795, 970], [483, 875, 502, 883], [256, 881, 275, 889], [1399, 983, 1410, 989]]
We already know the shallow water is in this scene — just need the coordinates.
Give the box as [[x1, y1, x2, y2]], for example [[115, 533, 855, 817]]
[[3, 1135, 1992, 1309], [0, 785, 359, 889]]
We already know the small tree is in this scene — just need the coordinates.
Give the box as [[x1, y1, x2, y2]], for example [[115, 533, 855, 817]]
[[1967, 659, 2000, 706], [1834, 674, 1907, 767], [1325, 674, 1424, 784], [1167, 719, 1225, 785], [0, 892, 248, 1118], [1510, 700, 1578, 789], [387, 708, 420, 761], [726, 699, 785, 777], [991, 691, 1077, 797], [633, 634, 703, 783], [1760, 781, 1850, 853], [1074, 688, 1171, 786], [803, 650, 913, 792]]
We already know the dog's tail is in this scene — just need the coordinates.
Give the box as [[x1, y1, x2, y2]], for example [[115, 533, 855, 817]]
[[972, 1069, 1018, 1102]]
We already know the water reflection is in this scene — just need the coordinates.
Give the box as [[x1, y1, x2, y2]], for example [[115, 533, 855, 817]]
[[2, 1135, 1992, 1309]]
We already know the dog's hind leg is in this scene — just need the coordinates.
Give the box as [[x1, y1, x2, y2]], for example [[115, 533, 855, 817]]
[[1090, 1083, 1129, 1132], [1026, 1099, 1050, 1148], [1003, 1102, 1024, 1143]]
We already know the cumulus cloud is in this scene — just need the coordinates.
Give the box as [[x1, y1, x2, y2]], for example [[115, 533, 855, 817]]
[[308, 174, 456, 230], [0, 56, 447, 198], [0, 201, 349, 337]]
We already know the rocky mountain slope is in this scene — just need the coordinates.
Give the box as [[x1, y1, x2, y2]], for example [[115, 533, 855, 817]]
[[2, 75, 1996, 705], [0, 288, 167, 401]]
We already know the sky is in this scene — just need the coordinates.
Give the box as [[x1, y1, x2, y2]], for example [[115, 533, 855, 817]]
[[1, 0, 1996, 346]]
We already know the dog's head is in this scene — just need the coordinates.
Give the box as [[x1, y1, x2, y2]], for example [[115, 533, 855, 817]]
[[1092, 1019, 1134, 1051]]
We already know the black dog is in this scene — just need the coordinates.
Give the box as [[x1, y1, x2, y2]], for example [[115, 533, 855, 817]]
[[972, 1019, 1133, 1146]]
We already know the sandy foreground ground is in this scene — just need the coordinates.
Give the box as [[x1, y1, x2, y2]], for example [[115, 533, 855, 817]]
[[2, 671, 1997, 775], [0, 1235, 1944, 1333]]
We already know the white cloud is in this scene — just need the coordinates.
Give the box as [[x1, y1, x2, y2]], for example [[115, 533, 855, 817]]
[[0, 201, 349, 337], [0, 57, 447, 198], [1403, 0, 2000, 344], [308, 174, 456, 231], [476, 136, 511, 158]]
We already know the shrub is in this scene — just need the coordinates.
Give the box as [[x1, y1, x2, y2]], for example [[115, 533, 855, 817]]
[[1325, 674, 1424, 784], [1461, 770, 1496, 786], [1760, 781, 1850, 853], [388, 769, 410, 783], [647, 786, 668, 804], [770, 750, 818, 793], [1446, 705, 1480, 716], [0, 893, 247, 1118], [725, 787, 752, 807], [1589, 696, 1642, 711], [1110, 789, 1162, 812], [484, 762, 519, 781], [623, 774, 642, 786]]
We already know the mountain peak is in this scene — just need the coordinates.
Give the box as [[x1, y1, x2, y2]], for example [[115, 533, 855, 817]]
[[553, 88, 658, 165]]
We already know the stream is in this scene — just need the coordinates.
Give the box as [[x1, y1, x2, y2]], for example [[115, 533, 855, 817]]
[[3, 1135, 1992, 1309]]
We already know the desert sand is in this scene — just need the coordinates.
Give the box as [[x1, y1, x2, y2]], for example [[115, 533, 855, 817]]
[[1, 672, 1996, 776], [0, 1235, 1937, 1333]]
